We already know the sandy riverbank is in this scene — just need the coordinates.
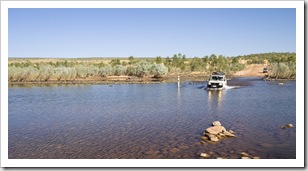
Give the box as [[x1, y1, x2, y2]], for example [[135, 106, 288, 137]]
[[8, 64, 269, 85]]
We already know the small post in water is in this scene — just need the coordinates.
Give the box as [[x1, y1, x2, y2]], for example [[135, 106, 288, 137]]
[[178, 76, 180, 88]]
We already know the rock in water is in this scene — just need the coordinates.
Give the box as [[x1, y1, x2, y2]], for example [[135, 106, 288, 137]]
[[200, 153, 209, 158], [223, 130, 235, 137], [202, 121, 236, 143], [241, 157, 251, 159], [200, 136, 208, 141], [212, 121, 222, 126], [281, 123, 294, 129], [205, 125, 226, 135], [286, 124, 294, 128], [228, 130, 234, 134], [240, 152, 250, 157], [209, 134, 219, 142]]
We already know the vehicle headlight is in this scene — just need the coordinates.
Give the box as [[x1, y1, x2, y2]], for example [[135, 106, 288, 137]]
[[219, 82, 222, 85], [208, 83, 211, 85]]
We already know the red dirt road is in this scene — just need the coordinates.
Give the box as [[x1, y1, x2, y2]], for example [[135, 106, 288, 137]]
[[234, 64, 268, 77]]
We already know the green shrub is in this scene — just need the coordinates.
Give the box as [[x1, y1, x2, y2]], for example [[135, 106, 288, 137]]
[[135, 61, 152, 77], [150, 64, 168, 78], [112, 65, 127, 76], [99, 65, 112, 77]]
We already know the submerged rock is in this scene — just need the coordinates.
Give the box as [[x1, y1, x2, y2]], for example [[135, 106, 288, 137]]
[[200, 136, 208, 141]]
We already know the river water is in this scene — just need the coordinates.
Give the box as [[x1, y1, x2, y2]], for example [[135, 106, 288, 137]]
[[8, 77, 296, 159]]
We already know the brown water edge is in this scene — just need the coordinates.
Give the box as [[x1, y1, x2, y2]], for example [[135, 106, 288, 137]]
[[8, 75, 294, 88], [8, 73, 268, 86], [8, 74, 209, 86]]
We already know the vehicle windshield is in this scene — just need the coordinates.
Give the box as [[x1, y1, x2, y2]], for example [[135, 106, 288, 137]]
[[210, 76, 224, 81]]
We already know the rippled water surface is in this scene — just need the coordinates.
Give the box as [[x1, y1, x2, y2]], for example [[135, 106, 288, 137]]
[[8, 77, 296, 159]]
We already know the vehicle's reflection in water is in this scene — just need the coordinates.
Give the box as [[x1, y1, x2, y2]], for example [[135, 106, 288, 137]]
[[207, 89, 225, 112]]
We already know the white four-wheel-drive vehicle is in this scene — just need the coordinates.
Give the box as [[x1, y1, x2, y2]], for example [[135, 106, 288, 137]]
[[207, 72, 227, 89]]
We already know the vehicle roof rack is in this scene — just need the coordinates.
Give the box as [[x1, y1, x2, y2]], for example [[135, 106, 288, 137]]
[[212, 71, 225, 75]]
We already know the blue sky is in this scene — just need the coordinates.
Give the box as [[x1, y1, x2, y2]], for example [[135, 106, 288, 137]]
[[8, 8, 296, 58]]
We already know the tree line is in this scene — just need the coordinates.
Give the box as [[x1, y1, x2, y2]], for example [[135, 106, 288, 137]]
[[8, 52, 296, 82], [235, 52, 296, 79]]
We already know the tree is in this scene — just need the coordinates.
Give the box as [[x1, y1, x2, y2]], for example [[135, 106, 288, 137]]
[[190, 57, 204, 72], [155, 56, 163, 64], [128, 56, 136, 65], [110, 59, 121, 67], [210, 54, 218, 66]]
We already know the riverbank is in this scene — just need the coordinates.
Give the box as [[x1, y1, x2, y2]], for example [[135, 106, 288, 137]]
[[8, 65, 271, 85], [8, 74, 207, 86], [10, 62, 298, 87]]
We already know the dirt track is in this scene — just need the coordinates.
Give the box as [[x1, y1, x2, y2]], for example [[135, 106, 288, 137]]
[[234, 64, 268, 77]]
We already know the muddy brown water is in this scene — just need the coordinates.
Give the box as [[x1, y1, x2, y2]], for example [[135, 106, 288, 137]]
[[8, 77, 296, 159]]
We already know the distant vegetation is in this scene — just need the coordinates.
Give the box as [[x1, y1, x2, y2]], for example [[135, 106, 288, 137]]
[[235, 52, 296, 79], [8, 52, 296, 82]]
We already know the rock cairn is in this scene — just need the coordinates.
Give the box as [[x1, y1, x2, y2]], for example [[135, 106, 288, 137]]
[[201, 121, 235, 143]]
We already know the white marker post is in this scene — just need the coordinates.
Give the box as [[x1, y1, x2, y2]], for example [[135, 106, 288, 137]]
[[178, 76, 180, 88]]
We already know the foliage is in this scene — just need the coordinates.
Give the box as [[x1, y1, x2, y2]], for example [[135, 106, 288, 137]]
[[150, 64, 168, 78], [112, 65, 127, 76], [109, 59, 121, 67], [99, 65, 112, 77], [8, 52, 296, 82], [269, 62, 296, 79], [135, 61, 152, 77]]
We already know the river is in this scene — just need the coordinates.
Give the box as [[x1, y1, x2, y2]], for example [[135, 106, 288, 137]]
[[8, 77, 296, 159]]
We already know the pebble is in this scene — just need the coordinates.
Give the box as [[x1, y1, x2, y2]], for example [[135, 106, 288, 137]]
[[240, 152, 250, 157], [286, 124, 294, 128], [241, 157, 251, 159], [200, 136, 208, 141], [280, 123, 294, 129], [200, 153, 210, 158]]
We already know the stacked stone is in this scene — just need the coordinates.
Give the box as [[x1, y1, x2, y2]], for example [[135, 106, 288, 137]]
[[201, 121, 235, 142]]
